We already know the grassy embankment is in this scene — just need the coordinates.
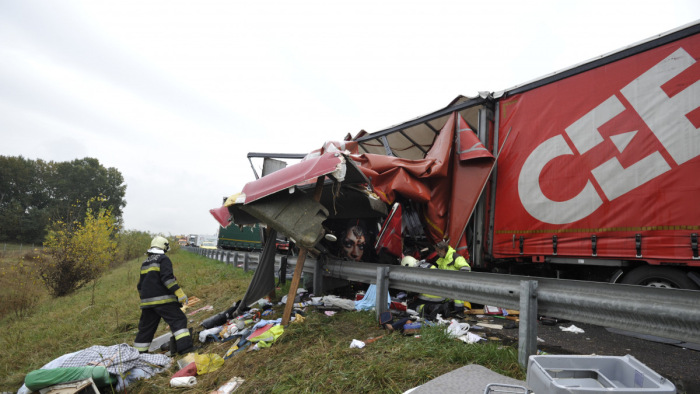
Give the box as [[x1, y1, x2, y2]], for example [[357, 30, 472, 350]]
[[0, 248, 524, 393]]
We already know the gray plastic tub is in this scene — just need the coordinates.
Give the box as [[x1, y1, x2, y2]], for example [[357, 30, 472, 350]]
[[526, 354, 675, 393]]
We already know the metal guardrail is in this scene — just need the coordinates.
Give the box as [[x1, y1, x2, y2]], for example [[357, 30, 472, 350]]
[[187, 247, 700, 367], [318, 259, 700, 366]]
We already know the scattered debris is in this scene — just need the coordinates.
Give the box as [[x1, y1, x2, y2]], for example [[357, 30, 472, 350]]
[[364, 335, 385, 345], [349, 339, 365, 349], [170, 376, 197, 388], [211, 377, 245, 393], [476, 323, 503, 330], [187, 305, 214, 316], [457, 333, 485, 344], [559, 324, 585, 334]]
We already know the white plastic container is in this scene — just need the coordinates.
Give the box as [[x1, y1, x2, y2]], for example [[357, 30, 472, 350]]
[[526, 354, 676, 393]]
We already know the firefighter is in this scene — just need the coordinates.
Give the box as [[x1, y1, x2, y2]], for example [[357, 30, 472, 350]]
[[133, 236, 194, 355], [433, 240, 472, 316]]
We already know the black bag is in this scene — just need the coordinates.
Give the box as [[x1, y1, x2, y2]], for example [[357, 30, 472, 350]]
[[379, 311, 393, 325]]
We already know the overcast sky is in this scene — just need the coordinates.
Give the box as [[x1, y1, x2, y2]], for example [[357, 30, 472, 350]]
[[1, 1, 698, 237]]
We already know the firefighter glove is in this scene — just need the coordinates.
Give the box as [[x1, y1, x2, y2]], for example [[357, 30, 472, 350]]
[[175, 288, 188, 306]]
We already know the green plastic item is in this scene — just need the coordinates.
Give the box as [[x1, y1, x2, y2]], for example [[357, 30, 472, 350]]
[[25, 366, 117, 391]]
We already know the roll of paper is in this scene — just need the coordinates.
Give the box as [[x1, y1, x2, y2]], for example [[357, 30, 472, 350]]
[[170, 376, 197, 387]]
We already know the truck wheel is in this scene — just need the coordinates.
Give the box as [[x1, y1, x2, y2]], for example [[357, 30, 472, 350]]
[[620, 266, 699, 290]]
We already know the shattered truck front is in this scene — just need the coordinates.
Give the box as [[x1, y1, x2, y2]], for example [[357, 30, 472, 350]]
[[210, 111, 495, 267]]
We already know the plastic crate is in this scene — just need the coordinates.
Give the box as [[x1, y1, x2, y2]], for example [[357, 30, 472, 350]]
[[527, 354, 675, 393]]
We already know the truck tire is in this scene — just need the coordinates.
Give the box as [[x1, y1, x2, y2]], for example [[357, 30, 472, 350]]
[[620, 266, 699, 290]]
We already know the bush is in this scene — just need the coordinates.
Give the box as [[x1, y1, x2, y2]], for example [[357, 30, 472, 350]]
[[115, 230, 152, 265], [36, 201, 117, 297], [0, 252, 44, 319]]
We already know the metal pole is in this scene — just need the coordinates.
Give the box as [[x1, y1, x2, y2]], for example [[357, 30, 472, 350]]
[[375, 266, 390, 321], [518, 280, 538, 368], [280, 256, 288, 285], [244, 253, 250, 271], [313, 258, 323, 296]]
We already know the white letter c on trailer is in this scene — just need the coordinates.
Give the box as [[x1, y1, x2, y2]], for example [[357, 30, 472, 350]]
[[518, 134, 603, 224]]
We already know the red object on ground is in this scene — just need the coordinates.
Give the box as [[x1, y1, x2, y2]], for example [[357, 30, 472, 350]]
[[172, 362, 197, 377]]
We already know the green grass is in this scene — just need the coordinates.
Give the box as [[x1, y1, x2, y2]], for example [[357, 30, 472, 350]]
[[0, 251, 525, 393]]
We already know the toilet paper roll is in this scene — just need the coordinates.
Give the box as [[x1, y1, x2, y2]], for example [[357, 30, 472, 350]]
[[170, 376, 197, 387]]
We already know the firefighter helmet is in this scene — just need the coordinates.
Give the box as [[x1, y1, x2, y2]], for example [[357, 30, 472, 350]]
[[401, 256, 418, 267], [149, 236, 170, 253]]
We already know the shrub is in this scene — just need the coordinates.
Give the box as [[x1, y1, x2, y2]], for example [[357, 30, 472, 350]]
[[115, 230, 152, 265], [0, 252, 44, 319], [36, 200, 117, 297]]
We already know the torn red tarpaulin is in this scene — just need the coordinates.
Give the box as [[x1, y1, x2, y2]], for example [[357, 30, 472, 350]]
[[349, 112, 494, 246], [448, 114, 496, 247], [374, 203, 403, 258], [209, 151, 349, 228], [210, 205, 231, 228], [240, 152, 346, 203]]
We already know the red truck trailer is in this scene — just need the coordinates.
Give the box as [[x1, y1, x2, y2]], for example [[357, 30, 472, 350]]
[[212, 21, 700, 289], [485, 21, 700, 288]]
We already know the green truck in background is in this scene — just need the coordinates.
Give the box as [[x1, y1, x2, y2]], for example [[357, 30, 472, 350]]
[[217, 223, 263, 251]]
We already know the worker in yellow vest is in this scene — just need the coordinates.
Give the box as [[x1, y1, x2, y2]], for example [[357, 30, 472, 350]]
[[433, 240, 472, 316]]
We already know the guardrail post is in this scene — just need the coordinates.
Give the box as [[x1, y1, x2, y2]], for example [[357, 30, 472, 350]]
[[280, 256, 288, 285], [232, 252, 238, 267], [518, 280, 538, 369], [225, 251, 231, 265], [313, 258, 323, 296], [375, 266, 390, 321], [244, 253, 250, 272]]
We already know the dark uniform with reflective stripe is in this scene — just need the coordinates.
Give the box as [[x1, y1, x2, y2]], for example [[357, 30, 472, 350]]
[[133, 253, 193, 354]]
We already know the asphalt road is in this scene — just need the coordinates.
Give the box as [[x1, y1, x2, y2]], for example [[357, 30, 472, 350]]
[[481, 317, 700, 393]]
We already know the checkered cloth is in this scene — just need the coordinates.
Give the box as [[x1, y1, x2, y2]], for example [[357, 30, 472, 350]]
[[59, 343, 171, 390], [18, 344, 171, 394]]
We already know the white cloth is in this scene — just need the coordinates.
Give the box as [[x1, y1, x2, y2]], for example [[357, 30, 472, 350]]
[[199, 326, 223, 343], [560, 324, 585, 333], [349, 339, 366, 349], [446, 319, 471, 337], [170, 376, 197, 387], [322, 295, 356, 310], [457, 332, 485, 344]]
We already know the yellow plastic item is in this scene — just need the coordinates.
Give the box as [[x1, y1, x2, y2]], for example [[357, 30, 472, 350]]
[[194, 353, 225, 375]]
